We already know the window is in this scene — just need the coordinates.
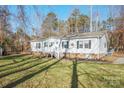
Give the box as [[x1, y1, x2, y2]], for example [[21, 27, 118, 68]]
[[85, 43, 89, 48], [36, 43, 41, 49], [62, 41, 69, 49], [49, 42, 54, 47], [104, 43, 106, 48], [84, 40, 91, 49], [77, 41, 83, 49], [44, 42, 48, 47]]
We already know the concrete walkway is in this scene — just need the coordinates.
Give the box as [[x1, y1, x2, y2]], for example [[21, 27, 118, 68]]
[[113, 57, 124, 64]]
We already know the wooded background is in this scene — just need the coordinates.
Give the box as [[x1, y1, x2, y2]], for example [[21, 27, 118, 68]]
[[0, 5, 124, 55]]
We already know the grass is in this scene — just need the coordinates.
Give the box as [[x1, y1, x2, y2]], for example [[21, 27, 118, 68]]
[[0, 55, 124, 88], [101, 55, 118, 62]]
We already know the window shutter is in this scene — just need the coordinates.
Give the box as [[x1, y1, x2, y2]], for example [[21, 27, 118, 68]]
[[62, 42, 64, 48], [67, 41, 69, 48], [89, 40, 91, 49], [77, 41, 79, 49], [38, 43, 41, 48]]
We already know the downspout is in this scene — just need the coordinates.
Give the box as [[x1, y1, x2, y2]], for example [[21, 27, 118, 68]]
[[98, 36, 100, 59]]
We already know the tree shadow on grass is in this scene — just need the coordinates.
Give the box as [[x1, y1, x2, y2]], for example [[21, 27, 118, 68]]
[[0, 54, 27, 60], [0, 62, 16, 68], [0, 56, 32, 68], [71, 59, 78, 88], [78, 64, 124, 88], [3, 58, 63, 88], [0, 58, 42, 72], [89, 64, 115, 75], [77, 67, 103, 87], [0, 56, 35, 72], [18, 56, 33, 62], [0, 57, 51, 78]]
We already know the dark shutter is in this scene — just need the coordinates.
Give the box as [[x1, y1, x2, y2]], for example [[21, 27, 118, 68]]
[[62, 42, 64, 48], [38, 43, 41, 48], [67, 41, 69, 48], [77, 41, 79, 49], [89, 40, 91, 49]]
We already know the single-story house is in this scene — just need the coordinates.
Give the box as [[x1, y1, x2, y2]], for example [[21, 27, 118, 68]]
[[30, 31, 109, 59]]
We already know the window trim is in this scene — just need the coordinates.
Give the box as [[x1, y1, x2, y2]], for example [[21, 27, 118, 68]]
[[36, 42, 41, 49], [77, 41, 83, 49], [44, 42, 48, 48], [49, 42, 54, 47], [62, 41, 69, 49], [84, 40, 91, 49]]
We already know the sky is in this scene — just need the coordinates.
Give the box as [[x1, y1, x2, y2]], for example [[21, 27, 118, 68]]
[[7, 5, 111, 35]]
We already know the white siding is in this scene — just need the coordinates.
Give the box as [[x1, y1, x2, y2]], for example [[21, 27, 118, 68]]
[[59, 38, 99, 54], [99, 35, 108, 54], [40, 38, 61, 53], [30, 35, 108, 59], [31, 41, 42, 52], [30, 37, 106, 54]]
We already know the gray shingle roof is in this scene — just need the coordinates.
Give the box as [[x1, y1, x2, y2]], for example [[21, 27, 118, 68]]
[[63, 31, 108, 39], [31, 31, 108, 42]]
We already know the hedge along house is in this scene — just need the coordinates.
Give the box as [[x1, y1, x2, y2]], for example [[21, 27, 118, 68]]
[[30, 31, 109, 59]]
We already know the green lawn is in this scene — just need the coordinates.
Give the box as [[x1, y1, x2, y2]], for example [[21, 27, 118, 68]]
[[0, 54, 124, 88]]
